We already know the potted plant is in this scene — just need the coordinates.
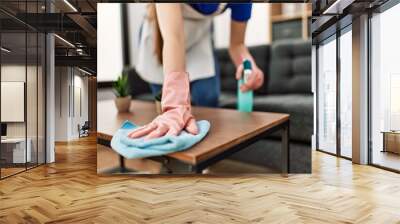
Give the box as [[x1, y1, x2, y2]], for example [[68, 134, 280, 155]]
[[113, 73, 131, 113], [155, 90, 162, 114]]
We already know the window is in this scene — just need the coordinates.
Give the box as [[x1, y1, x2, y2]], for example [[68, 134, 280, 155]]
[[316, 26, 353, 159], [339, 27, 352, 158], [370, 3, 400, 171], [317, 35, 337, 154]]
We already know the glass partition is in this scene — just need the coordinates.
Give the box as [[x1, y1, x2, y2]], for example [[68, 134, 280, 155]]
[[27, 31, 38, 169], [0, 1, 46, 179], [1, 31, 28, 177]]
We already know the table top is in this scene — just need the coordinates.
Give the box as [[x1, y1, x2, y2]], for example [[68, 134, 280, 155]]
[[381, 131, 400, 134], [97, 100, 289, 165]]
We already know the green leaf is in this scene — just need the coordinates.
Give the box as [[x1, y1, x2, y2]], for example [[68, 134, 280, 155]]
[[113, 73, 130, 97]]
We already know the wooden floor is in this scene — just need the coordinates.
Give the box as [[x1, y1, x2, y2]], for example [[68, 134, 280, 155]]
[[1, 167, 26, 178], [1, 136, 400, 223]]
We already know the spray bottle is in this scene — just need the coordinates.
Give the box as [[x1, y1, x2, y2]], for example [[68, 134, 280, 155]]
[[237, 59, 253, 112]]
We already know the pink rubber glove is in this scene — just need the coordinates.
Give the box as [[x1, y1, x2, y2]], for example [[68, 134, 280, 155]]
[[127, 71, 198, 140]]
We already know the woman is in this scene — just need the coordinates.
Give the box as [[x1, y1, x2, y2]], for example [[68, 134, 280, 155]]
[[129, 3, 264, 140]]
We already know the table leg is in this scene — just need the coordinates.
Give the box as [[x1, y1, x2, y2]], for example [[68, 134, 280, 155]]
[[161, 157, 173, 174], [189, 165, 203, 174], [382, 133, 386, 152], [119, 155, 126, 172], [281, 121, 290, 175]]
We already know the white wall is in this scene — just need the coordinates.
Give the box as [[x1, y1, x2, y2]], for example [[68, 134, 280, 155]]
[[213, 3, 270, 48], [72, 74, 89, 138], [1, 68, 25, 123], [54, 67, 89, 141], [1, 65, 39, 137], [97, 3, 124, 82], [54, 67, 69, 141], [128, 3, 147, 67]]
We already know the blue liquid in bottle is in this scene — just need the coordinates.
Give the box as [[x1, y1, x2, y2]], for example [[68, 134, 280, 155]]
[[237, 59, 253, 112]]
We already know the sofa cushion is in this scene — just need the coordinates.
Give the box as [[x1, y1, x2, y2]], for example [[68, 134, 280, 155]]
[[219, 93, 313, 143], [127, 68, 152, 97], [215, 48, 237, 93], [268, 39, 312, 94]]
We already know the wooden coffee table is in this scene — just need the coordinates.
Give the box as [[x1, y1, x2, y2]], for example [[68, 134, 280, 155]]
[[97, 100, 290, 174]]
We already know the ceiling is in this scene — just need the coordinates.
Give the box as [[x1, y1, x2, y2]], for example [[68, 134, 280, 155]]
[[0, 0, 98, 74], [311, 0, 391, 43]]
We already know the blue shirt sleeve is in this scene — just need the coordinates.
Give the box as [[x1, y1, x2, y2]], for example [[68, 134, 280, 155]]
[[228, 3, 252, 22]]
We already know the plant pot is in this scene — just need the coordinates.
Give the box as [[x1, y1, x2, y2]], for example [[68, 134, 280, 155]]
[[155, 100, 162, 115], [114, 96, 132, 113]]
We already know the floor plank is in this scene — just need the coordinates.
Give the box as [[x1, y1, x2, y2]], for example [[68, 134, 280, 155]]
[[0, 136, 399, 223]]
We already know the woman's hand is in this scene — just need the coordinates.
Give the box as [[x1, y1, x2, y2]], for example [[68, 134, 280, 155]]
[[235, 63, 264, 92], [127, 108, 198, 140], [229, 20, 264, 92], [127, 72, 198, 140]]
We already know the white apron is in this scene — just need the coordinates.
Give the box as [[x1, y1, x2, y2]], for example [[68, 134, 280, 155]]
[[135, 4, 227, 84]]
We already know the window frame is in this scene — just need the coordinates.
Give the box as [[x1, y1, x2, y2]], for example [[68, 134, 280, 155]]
[[315, 23, 353, 160]]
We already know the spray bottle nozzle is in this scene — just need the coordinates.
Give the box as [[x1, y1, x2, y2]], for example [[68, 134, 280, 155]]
[[243, 59, 252, 70]]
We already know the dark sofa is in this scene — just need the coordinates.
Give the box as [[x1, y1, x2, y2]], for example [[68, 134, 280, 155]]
[[217, 39, 312, 173], [128, 39, 312, 173]]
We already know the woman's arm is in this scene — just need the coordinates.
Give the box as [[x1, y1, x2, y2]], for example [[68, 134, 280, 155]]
[[229, 21, 253, 67], [229, 21, 264, 92], [128, 4, 198, 139], [155, 3, 186, 74]]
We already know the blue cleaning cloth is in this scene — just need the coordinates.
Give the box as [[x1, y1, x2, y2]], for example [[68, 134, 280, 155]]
[[110, 120, 210, 159]]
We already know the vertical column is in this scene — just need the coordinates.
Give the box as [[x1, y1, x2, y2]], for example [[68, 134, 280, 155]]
[[88, 76, 97, 132], [45, 0, 56, 163], [352, 14, 369, 164], [46, 33, 55, 163]]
